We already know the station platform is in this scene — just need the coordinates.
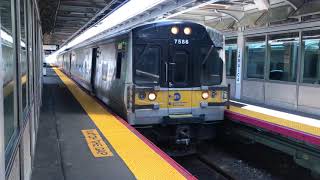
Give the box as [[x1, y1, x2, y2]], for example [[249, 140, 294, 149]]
[[225, 101, 320, 148], [31, 67, 195, 180]]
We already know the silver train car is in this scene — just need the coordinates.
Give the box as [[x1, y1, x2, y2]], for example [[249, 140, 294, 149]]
[[57, 20, 228, 150]]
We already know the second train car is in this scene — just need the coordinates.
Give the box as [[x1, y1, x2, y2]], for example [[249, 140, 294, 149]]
[[57, 20, 228, 153]]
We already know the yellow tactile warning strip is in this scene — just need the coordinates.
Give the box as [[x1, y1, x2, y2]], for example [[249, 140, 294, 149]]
[[228, 105, 320, 137], [81, 129, 113, 157], [53, 67, 189, 180]]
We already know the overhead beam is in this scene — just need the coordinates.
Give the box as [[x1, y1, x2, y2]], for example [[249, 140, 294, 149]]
[[290, 1, 320, 18], [59, 5, 101, 13], [54, 28, 80, 32], [60, 1, 106, 8], [56, 13, 95, 18], [52, 0, 61, 33], [56, 16, 91, 21], [56, 19, 89, 23], [285, 0, 304, 10], [217, 9, 244, 22], [60, 0, 126, 46]]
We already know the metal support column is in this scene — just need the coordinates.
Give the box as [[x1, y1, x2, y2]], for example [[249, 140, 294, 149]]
[[235, 31, 244, 99], [0, 14, 6, 180]]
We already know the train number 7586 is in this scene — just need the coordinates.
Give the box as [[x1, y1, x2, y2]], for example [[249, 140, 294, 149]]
[[174, 39, 189, 45]]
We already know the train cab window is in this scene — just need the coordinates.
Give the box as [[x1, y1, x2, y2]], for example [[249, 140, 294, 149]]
[[245, 36, 266, 79], [116, 52, 122, 79], [173, 51, 188, 84], [1, 0, 18, 157], [268, 32, 299, 82], [134, 46, 160, 85], [200, 47, 223, 85], [302, 30, 320, 84]]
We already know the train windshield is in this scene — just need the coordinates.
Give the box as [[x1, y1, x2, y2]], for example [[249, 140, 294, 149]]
[[200, 46, 223, 85], [134, 45, 160, 85]]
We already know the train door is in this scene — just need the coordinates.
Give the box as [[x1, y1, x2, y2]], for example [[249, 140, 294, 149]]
[[167, 44, 192, 115], [90, 48, 98, 93]]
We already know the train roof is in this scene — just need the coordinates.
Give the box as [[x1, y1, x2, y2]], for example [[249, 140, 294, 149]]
[[133, 20, 224, 48], [59, 20, 224, 54]]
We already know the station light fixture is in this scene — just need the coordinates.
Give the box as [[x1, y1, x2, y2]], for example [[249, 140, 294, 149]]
[[148, 92, 157, 101], [183, 27, 191, 35], [171, 26, 179, 35], [64, 0, 166, 50], [202, 92, 209, 100]]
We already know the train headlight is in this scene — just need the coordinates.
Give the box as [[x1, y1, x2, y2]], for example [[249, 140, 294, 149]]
[[184, 27, 192, 35], [202, 92, 209, 100], [148, 92, 157, 101], [171, 26, 179, 35]]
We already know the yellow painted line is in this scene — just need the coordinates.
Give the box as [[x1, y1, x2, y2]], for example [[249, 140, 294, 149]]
[[53, 67, 187, 180], [82, 129, 113, 157], [228, 105, 320, 137]]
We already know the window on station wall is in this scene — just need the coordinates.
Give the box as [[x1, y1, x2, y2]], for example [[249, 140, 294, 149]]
[[27, 0, 33, 106], [225, 39, 237, 77], [268, 32, 299, 82], [245, 36, 266, 79], [302, 30, 320, 84], [20, 0, 28, 116], [1, 0, 18, 152]]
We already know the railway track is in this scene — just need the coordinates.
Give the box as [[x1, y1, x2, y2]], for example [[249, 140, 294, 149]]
[[196, 155, 235, 180], [174, 155, 234, 180]]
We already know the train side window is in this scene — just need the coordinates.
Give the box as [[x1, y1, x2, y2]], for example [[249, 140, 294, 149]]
[[200, 47, 223, 85], [116, 52, 122, 79]]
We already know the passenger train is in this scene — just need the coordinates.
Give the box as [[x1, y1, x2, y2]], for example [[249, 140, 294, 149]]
[[57, 20, 229, 152]]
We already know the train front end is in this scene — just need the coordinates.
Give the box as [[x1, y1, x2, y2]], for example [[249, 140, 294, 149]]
[[129, 21, 228, 153]]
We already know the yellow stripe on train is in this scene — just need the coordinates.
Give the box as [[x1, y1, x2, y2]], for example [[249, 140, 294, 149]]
[[135, 90, 224, 108]]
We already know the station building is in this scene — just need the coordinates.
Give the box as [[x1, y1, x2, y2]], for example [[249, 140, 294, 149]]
[[0, 0, 320, 179], [166, 0, 320, 116]]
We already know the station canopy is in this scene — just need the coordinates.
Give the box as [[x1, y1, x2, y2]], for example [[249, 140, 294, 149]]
[[39, 0, 126, 46], [165, 0, 320, 33], [41, 0, 320, 52]]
